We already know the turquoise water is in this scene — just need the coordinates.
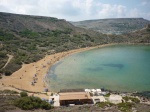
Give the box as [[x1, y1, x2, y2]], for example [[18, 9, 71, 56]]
[[47, 45, 150, 92]]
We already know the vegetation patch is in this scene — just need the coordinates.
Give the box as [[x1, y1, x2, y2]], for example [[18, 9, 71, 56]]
[[123, 96, 140, 103], [0, 89, 19, 94], [19, 29, 40, 39], [14, 96, 52, 110], [0, 30, 15, 41], [97, 102, 114, 108], [117, 102, 134, 112], [104, 93, 111, 97], [20, 91, 28, 97]]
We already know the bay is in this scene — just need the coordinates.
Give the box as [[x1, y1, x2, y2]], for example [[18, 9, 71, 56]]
[[47, 45, 150, 92]]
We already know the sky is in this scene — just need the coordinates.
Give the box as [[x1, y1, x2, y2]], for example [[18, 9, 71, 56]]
[[0, 0, 150, 21]]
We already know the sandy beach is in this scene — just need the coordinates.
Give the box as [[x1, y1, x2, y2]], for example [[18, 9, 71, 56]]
[[0, 44, 116, 93]]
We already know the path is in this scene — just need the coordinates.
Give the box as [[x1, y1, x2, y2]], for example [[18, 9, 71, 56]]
[[2, 54, 13, 69]]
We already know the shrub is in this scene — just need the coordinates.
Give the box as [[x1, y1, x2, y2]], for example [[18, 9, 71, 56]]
[[123, 96, 140, 103], [4, 62, 22, 76], [0, 52, 7, 58], [104, 93, 111, 97], [117, 102, 134, 112], [40, 101, 52, 110], [97, 102, 114, 108], [14, 97, 31, 110], [0, 60, 6, 69], [123, 96, 129, 102], [130, 97, 140, 103], [20, 92, 28, 97], [4, 70, 12, 76], [147, 28, 150, 32], [3, 89, 19, 94], [14, 96, 52, 110]]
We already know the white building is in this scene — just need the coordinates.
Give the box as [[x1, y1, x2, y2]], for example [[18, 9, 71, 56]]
[[92, 96, 106, 104], [49, 94, 60, 106]]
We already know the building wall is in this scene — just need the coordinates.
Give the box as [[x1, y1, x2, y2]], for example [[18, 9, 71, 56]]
[[60, 99, 93, 106]]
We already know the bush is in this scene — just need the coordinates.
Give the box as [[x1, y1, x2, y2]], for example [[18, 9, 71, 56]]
[[123, 96, 129, 102], [20, 92, 28, 97], [14, 96, 52, 110], [4, 70, 12, 76], [97, 102, 114, 108], [0, 52, 7, 58], [147, 28, 150, 32], [130, 97, 140, 103], [4, 62, 22, 76], [3, 89, 19, 94], [104, 93, 111, 97], [123, 96, 140, 103], [40, 101, 52, 110], [117, 102, 134, 112], [14, 97, 33, 110]]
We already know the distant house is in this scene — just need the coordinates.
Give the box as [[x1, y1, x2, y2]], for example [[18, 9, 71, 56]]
[[59, 92, 93, 106]]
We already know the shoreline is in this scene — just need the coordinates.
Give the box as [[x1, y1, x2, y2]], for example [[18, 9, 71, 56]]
[[0, 43, 150, 93]]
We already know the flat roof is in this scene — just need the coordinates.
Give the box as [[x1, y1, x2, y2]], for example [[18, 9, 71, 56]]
[[59, 92, 91, 101]]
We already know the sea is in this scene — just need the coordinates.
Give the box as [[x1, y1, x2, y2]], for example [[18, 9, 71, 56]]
[[46, 45, 150, 92]]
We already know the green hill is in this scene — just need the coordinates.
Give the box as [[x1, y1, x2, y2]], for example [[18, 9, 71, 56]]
[[0, 12, 106, 75], [71, 18, 150, 34], [0, 12, 150, 75]]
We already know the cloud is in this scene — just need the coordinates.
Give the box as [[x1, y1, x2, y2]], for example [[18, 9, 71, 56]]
[[141, 0, 150, 4], [66, 0, 127, 20], [129, 8, 140, 17], [0, 0, 149, 21], [97, 4, 127, 18], [129, 8, 150, 20]]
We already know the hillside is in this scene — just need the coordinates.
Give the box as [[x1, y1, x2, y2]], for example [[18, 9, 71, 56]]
[[0, 12, 150, 75], [0, 12, 106, 75], [71, 18, 150, 34], [0, 90, 150, 112]]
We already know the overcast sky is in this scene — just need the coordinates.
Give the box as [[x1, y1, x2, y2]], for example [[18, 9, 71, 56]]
[[0, 0, 150, 21]]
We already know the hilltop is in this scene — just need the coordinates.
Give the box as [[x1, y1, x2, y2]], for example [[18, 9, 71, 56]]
[[0, 12, 150, 76], [71, 18, 150, 34]]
